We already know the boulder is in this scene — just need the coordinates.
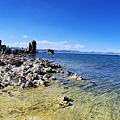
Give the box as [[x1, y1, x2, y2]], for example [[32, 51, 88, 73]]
[[47, 49, 54, 54]]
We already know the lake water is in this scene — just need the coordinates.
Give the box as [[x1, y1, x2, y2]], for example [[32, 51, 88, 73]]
[[0, 53, 120, 120], [30, 53, 120, 119], [32, 53, 120, 94]]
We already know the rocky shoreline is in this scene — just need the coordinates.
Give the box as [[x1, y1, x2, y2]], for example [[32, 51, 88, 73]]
[[0, 53, 64, 89], [0, 52, 83, 108], [0, 39, 83, 110], [0, 52, 83, 90]]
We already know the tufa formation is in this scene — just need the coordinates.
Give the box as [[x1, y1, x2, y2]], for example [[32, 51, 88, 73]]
[[0, 40, 37, 55]]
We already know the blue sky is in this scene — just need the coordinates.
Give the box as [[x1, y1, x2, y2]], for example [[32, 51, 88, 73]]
[[0, 0, 120, 52]]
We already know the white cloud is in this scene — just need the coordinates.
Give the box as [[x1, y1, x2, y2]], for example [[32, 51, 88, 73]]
[[7, 40, 85, 50], [73, 44, 85, 49], [107, 48, 120, 53], [37, 40, 85, 50], [107, 48, 116, 52], [7, 42, 28, 48], [65, 44, 72, 49], [23, 35, 28, 38], [108, 48, 115, 51]]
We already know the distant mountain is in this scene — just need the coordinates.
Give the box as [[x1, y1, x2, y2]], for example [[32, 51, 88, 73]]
[[10, 48, 120, 55], [37, 49, 120, 55], [37, 49, 80, 53]]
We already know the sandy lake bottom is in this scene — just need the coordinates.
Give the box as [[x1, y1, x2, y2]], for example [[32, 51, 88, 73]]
[[0, 75, 120, 120]]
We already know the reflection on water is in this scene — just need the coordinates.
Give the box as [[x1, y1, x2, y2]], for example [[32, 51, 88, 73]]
[[0, 53, 120, 120]]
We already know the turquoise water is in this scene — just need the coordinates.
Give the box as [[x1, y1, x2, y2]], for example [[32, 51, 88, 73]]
[[25, 53, 120, 119]]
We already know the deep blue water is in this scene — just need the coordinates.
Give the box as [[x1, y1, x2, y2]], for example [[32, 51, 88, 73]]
[[28, 53, 120, 96]]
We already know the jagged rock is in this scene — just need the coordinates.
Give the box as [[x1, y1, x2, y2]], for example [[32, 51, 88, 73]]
[[0, 40, 37, 55], [27, 40, 37, 54]]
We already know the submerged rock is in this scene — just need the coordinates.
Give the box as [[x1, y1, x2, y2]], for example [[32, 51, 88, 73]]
[[57, 95, 71, 108], [58, 95, 69, 101]]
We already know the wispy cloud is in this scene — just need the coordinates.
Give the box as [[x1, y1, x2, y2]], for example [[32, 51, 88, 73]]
[[107, 48, 120, 53], [7, 42, 29, 48], [73, 44, 85, 49], [108, 48, 115, 51], [7, 40, 85, 50], [37, 40, 85, 50]]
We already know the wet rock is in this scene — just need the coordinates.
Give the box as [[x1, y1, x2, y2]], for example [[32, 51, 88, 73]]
[[20, 83, 25, 89], [68, 73, 83, 80], [0, 83, 4, 89], [49, 76, 56, 80], [33, 79, 45, 86], [58, 95, 69, 101], [58, 101, 70, 107], [37, 79, 45, 86], [25, 81, 34, 87], [2, 80, 10, 87], [57, 95, 71, 108], [66, 71, 71, 76], [43, 74, 51, 80]]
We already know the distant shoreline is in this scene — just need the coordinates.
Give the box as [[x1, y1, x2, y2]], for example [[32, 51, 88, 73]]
[[36, 49, 120, 56]]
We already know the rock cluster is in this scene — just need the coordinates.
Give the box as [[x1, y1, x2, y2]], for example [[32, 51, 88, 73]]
[[0, 40, 37, 55], [68, 73, 83, 80], [0, 40, 11, 54], [0, 54, 62, 89]]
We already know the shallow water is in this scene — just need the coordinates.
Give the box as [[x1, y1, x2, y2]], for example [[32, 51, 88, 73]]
[[0, 53, 120, 120]]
